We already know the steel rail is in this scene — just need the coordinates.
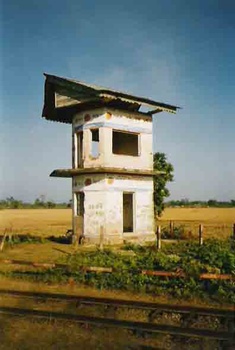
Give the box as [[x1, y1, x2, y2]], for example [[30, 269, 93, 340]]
[[0, 306, 233, 342], [0, 289, 234, 319]]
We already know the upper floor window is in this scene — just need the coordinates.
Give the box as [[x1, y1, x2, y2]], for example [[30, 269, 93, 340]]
[[76, 132, 83, 167], [112, 130, 139, 156], [91, 128, 99, 158]]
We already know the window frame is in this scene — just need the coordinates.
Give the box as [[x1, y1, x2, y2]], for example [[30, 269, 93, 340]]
[[112, 129, 140, 157]]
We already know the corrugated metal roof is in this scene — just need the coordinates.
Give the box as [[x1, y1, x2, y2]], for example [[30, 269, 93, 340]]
[[42, 73, 180, 123]]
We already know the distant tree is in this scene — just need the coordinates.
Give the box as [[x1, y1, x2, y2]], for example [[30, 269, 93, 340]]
[[6, 196, 22, 209], [230, 200, 235, 207], [67, 199, 72, 208], [34, 197, 46, 208], [46, 201, 56, 209], [207, 199, 218, 207], [153, 152, 174, 217]]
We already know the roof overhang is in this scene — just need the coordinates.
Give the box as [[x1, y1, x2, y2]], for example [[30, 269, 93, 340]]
[[50, 168, 165, 178], [42, 73, 180, 123]]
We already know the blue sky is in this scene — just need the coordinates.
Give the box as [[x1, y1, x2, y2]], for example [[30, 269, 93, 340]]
[[1, 0, 235, 202]]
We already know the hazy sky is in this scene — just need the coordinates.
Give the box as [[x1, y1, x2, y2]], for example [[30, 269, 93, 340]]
[[1, 0, 235, 202]]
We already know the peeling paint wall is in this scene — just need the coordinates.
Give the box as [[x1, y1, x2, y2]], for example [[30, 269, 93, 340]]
[[71, 107, 155, 244], [72, 108, 153, 171], [72, 174, 155, 243]]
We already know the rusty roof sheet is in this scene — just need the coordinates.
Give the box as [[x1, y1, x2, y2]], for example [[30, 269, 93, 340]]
[[42, 73, 180, 123]]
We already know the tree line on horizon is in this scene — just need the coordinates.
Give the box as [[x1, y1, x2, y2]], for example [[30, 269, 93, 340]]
[[1, 196, 234, 211], [165, 199, 235, 208], [1, 153, 234, 212], [0, 196, 71, 209]]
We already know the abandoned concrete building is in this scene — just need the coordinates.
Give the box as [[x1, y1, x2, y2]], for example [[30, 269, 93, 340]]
[[42, 73, 179, 244]]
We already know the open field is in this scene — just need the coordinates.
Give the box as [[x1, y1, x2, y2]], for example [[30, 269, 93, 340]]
[[160, 207, 235, 223], [0, 207, 234, 239], [0, 209, 72, 237], [0, 209, 234, 330], [158, 207, 235, 239], [0, 207, 234, 275]]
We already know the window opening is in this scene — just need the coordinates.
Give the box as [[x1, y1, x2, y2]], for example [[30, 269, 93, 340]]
[[76, 132, 83, 167], [123, 193, 134, 232], [91, 129, 99, 158], [113, 131, 139, 156]]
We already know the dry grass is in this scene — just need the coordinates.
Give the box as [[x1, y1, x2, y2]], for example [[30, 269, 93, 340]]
[[0, 316, 160, 350], [1, 276, 230, 308], [0, 209, 71, 237], [160, 207, 235, 223], [0, 207, 234, 239], [0, 315, 219, 350], [0, 241, 74, 264], [157, 207, 235, 239], [0, 208, 233, 264]]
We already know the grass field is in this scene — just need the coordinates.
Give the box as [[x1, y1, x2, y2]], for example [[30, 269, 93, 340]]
[[0, 207, 234, 263], [0, 207, 234, 238], [158, 207, 235, 239], [0, 209, 234, 348], [0, 209, 72, 237]]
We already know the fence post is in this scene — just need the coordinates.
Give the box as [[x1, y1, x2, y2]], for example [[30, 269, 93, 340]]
[[233, 223, 235, 240], [0, 229, 8, 252], [170, 221, 174, 237], [99, 225, 104, 251], [156, 225, 161, 250], [199, 224, 203, 246]]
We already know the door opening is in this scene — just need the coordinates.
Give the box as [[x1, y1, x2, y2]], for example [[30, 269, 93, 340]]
[[74, 192, 84, 240], [76, 192, 84, 217], [123, 193, 134, 232]]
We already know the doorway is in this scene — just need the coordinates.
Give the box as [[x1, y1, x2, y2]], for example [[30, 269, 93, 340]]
[[74, 192, 84, 239], [123, 193, 134, 232]]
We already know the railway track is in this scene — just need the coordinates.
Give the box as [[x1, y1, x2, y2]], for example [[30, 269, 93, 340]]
[[0, 289, 234, 347]]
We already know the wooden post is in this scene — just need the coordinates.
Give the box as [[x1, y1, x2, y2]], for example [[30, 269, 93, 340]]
[[170, 221, 174, 237], [199, 224, 203, 246], [156, 225, 161, 250], [0, 230, 7, 252], [233, 223, 235, 240], [99, 225, 104, 251]]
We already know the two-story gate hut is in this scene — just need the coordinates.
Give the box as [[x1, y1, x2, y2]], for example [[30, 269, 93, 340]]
[[42, 74, 179, 244]]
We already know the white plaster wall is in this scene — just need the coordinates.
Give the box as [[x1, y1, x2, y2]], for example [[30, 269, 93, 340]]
[[72, 174, 153, 192], [72, 174, 154, 241], [135, 191, 155, 234], [72, 108, 153, 171], [105, 191, 123, 239], [83, 191, 106, 239], [100, 128, 153, 170], [72, 108, 152, 132], [73, 174, 106, 192]]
